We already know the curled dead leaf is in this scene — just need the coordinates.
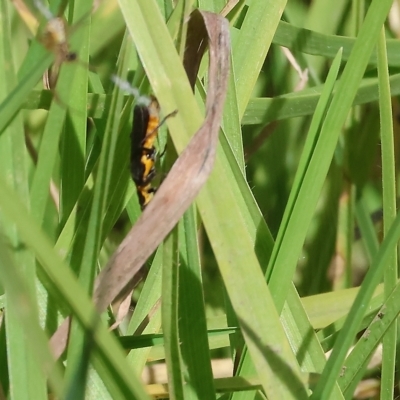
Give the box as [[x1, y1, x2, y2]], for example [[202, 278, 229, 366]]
[[50, 9, 230, 358]]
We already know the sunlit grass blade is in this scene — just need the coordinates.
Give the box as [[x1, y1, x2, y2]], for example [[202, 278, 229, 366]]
[[233, 0, 286, 116], [232, 48, 344, 400], [376, 26, 397, 400]]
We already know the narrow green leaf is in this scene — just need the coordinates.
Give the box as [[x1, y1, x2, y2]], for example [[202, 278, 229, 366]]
[[233, 0, 287, 116], [377, 26, 397, 400], [179, 207, 216, 400], [308, 1, 394, 397], [162, 228, 185, 400]]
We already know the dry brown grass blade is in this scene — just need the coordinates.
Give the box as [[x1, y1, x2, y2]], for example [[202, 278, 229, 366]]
[[50, 9, 230, 357], [183, 11, 209, 89], [94, 9, 230, 310]]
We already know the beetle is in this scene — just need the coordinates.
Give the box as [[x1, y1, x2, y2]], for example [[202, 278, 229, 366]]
[[130, 96, 177, 209]]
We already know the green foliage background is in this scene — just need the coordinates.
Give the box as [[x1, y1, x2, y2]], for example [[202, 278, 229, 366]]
[[0, 0, 400, 399]]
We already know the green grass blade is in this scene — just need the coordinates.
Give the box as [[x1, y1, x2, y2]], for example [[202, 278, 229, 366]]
[[307, 0, 394, 396], [233, 0, 286, 116], [5, 1, 397, 398], [0, 50, 52, 135], [281, 288, 344, 399], [29, 99, 67, 222], [273, 21, 400, 68], [64, 12, 132, 393], [243, 72, 400, 126], [221, 54, 244, 173], [0, 237, 64, 397], [303, 285, 383, 331], [339, 280, 400, 396], [179, 207, 216, 400], [232, 47, 343, 400], [0, 173, 150, 399], [377, 26, 397, 400], [266, 48, 343, 306], [355, 196, 379, 264], [59, 0, 92, 223], [126, 248, 163, 372], [162, 228, 185, 400], [0, 1, 47, 398]]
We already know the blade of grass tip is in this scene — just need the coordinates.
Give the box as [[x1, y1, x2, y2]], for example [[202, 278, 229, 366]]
[[308, 1, 394, 397], [179, 206, 216, 400], [377, 26, 397, 400], [233, 0, 287, 117], [0, 1, 47, 398], [335, 182, 355, 290]]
